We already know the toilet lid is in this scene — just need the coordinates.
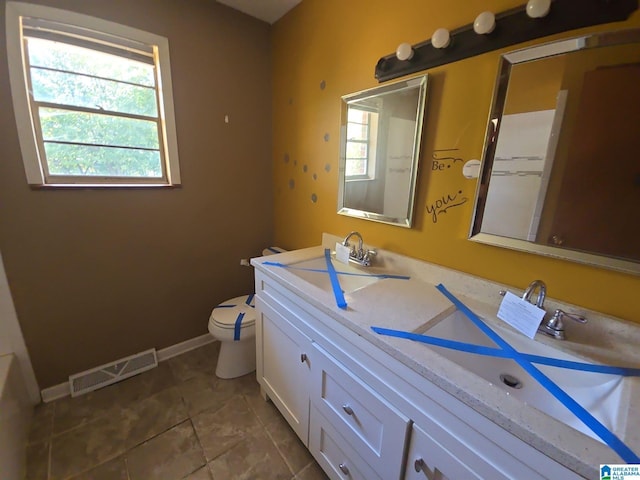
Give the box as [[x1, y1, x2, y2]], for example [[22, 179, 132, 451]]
[[210, 294, 256, 329]]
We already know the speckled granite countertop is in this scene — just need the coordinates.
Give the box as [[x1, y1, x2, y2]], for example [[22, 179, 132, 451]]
[[252, 234, 640, 479]]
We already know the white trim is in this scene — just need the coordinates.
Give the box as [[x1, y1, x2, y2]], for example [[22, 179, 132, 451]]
[[6, 2, 43, 184], [0, 251, 40, 404], [156, 333, 214, 362], [528, 90, 568, 242], [504, 37, 585, 64], [155, 39, 181, 185], [40, 334, 215, 402], [40, 381, 69, 403], [5, 1, 181, 186]]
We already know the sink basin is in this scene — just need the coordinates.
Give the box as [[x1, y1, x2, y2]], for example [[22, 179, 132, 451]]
[[282, 256, 382, 294], [420, 311, 625, 443]]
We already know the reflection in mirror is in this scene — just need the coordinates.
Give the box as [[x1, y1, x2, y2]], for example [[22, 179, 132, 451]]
[[470, 29, 640, 274], [338, 75, 428, 227]]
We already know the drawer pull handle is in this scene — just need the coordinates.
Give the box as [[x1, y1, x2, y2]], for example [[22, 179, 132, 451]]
[[414, 458, 435, 479], [338, 463, 350, 475], [342, 404, 354, 415], [300, 353, 307, 363]]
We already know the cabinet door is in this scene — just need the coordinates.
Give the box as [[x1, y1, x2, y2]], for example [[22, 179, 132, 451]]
[[256, 298, 312, 445]]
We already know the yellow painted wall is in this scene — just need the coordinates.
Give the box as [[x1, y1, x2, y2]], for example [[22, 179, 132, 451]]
[[271, 0, 640, 323]]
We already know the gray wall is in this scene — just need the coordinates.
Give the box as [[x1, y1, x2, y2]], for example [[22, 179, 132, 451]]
[[0, 0, 273, 388]]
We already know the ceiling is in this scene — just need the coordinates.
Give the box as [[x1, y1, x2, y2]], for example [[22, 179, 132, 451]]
[[216, 0, 302, 24]]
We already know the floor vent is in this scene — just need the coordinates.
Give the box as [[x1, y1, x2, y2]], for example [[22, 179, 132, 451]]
[[68, 348, 158, 397]]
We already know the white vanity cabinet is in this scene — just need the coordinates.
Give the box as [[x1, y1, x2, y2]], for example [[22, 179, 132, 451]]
[[255, 270, 409, 479], [254, 267, 585, 480], [255, 295, 312, 444]]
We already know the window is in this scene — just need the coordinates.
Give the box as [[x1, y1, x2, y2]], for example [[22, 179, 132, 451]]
[[6, 2, 180, 186], [345, 107, 378, 180]]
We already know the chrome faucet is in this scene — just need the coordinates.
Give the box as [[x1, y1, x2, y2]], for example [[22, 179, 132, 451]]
[[520, 280, 587, 340], [342, 231, 376, 267], [522, 279, 546, 308]]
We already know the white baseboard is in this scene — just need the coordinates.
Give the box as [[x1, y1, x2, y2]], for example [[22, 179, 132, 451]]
[[156, 333, 214, 362], [41, 381, 70, 403], [40, 334, 216, 403]]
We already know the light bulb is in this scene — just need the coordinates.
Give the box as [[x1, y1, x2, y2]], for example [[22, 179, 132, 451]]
[[396, 42, 414, 61], [526, 0, 551, 18], [431, 28, 451, 49], [473, 11, 496, 34]]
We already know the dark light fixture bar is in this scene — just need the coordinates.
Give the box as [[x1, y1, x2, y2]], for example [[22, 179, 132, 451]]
[[375, 0, 638, 83]]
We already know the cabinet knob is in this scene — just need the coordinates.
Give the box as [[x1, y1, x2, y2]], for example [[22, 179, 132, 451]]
[[342, 404, 354, 416], [338, 463, 350, 475], [300, 353, 307, 363], [414, 457, 425, 472]]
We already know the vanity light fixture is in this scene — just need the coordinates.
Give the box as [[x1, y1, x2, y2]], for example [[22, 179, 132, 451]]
[[395, 42, 414, 61], [526, 0, 552, 18], [474, 11, 496, 34], [374, 0, 638, 82], [431, 28, 451, 48]]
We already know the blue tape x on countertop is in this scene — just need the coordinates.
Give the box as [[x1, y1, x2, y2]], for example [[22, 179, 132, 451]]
[[324, 248, 347, 309], [373, 284, 640, 463], [263, 249, 410, 310]]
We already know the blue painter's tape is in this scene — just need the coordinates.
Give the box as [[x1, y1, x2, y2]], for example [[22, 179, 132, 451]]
[[262, 261, 287, 267], [234, 312, 245, 341], [371, 326, 640, 376], [324, 248, 347, 310], [434, 284, 640, 464], [215, 304, 236, 309], [245, 293, 254, 306]]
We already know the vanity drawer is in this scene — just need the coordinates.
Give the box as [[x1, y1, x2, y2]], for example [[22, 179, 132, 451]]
[[405, 422, 486, 480], [311, 342, 409, 480], [310, 405, 383, 480]]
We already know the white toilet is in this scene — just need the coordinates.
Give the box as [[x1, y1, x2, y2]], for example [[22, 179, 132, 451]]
[[208, 247, 284, 379], [208, 294, 257, 379]]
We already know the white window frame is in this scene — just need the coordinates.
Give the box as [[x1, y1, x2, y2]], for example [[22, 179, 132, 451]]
[[5, 2, 181, 187], [345, 106, 378, 182]]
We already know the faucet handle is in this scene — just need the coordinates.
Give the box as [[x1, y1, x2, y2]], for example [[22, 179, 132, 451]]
[[552, 309, 587, 324], [362, 250, 376, 266]]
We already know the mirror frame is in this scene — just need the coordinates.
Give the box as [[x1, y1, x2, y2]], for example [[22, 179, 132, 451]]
[[469, 28, 640, 275], [337, 74, 428, 228]]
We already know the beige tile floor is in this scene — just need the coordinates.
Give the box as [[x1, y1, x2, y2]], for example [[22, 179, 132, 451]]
[[25, 342, 329, 480]]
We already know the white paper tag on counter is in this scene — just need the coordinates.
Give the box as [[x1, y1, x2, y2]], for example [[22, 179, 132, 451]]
[[335, 242, 350, 265], [497, 291, 546, 339]]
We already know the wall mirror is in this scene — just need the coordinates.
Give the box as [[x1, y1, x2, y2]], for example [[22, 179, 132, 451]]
[[338, 75, 428, 228], [470, 29, 640, 275]]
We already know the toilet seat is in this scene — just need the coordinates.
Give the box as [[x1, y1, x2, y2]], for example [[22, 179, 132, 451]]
[[209, 294, 256, 339]]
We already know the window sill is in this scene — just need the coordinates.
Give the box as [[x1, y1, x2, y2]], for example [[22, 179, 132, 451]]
[[29, 183, 181, 189], [345, 176, 375, 183]]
